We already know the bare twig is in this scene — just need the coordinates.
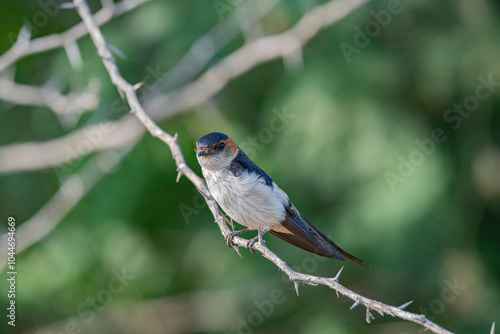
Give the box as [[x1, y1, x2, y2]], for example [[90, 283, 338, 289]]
[[162, 0, 281, 90], [0, 0, 150, 73], [67, 0, 457, 333], [0, 115, 143, 173], [147, 0, 371, 119], [0, 76, 100, 119], [236, 0, 265, 43]]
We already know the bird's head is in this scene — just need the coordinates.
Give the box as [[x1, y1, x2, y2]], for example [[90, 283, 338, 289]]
[[196, 132, 238, 170]]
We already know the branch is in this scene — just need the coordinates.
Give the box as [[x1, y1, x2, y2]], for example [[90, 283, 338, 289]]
[[0, 0, 150, 73], [0, 115, 143, 173], [0, 76, 100, 120], [68, 0, 458, 333], [147, 0, 371, 118], [163, 0, 281, 89]]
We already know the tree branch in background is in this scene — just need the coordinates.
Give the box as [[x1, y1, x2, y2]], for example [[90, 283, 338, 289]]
[[68, 0, 461, 333], [0, 0, 151, 73], [0, 115, 143, 173], [147, 0, 371, 118], [0, 76, 100, 121], [163, 0, 281, 90]]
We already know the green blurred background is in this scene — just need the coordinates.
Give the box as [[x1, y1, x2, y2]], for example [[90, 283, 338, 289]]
[[0, 0, 499, 333]]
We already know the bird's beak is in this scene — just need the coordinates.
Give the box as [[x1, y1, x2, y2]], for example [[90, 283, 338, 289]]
[[197, 150, 211, 157]]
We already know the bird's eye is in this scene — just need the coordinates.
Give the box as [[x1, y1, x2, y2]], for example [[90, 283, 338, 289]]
[[217, 143, 225, 150]]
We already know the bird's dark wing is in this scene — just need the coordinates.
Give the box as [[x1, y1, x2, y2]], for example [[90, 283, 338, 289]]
[[229, 149, 273, 187], [270, 202, 369, 268]]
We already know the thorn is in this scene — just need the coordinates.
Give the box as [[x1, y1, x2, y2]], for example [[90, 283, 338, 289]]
[[233, 245, 243, 258], [294, 281, 299, 296], [107, 43, 127, 60], [20, 24, 32, 41], [118, 88, 125, 99], [15, 24, 32, 50], [491, 322, 496, 334], [96, 51, 112, 61], [225, 231, 242, 259], [365, 308, 374, 323], [60, 2, 77, 9], [4, 66, 16, 81], [133, 82, 144, 90], [350, 300, 360, 310], [176, 171, 182, 183], [374, 308, 384, 317], [333, 266, 344, 282], [173, 132, 178, 141], [64, 41, 83, 71], [100, 0, 114, 10], [283, 45, 304, 75], [398, 301, 413, 310]]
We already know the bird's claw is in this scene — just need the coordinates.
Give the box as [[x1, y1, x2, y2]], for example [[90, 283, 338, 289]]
[[247, 237, 265, 254], [225, 231, 238, 248]]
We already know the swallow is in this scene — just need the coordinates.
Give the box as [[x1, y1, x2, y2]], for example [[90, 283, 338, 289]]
[[195, 132, 367, 267]]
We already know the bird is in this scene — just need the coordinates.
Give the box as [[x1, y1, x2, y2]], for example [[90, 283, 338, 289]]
[[195, 132, 367, 268]]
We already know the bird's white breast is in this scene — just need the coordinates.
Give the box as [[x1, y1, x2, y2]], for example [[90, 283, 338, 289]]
[[203, 167, 288, 232]]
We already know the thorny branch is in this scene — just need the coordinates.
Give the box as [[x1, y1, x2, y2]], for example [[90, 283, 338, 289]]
[[0, 0, 290, 254], [68, 0, 469, 333]]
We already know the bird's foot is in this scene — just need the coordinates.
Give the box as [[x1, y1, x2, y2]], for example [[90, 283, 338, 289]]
[[225, 228, 251, 248], [225, 231, 239, 247], [247, 236, 266, 254]]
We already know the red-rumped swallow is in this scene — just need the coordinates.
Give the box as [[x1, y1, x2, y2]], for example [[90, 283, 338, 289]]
[[196, 132, 367, 267]]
